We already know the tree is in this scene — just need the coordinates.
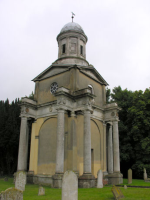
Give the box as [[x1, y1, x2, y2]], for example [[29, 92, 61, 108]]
[[111, 86, 150, 178]]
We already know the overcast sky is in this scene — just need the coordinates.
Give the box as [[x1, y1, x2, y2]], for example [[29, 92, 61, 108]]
[[0, 0, 150, 102]]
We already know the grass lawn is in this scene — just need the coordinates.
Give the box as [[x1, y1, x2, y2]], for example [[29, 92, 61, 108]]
[[0, 178, 150, 199]]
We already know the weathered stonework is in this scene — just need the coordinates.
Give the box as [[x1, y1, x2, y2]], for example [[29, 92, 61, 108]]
[[15, 171, 26, 191], [0, 188, 23, 200], [17, 21, 123, 188]]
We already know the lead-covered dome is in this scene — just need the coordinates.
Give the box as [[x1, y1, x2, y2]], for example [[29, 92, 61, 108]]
[[60, 22, 85, 34]]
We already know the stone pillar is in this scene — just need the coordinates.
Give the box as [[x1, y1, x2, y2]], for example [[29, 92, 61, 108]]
[[103, 123, 107, 175], [53, 108, 65, 188], [106, 120, 123, 185], [78, 109, 95, 188], [17, 117, 29, 171], [83, 109, 91, 173], [113, 121, 120, 172], [55, 108, 65, 173], [71, 112, 78, 174], [108, 123, 113, 174]]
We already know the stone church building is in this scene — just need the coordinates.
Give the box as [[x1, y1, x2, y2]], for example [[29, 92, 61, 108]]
[[17, 21, 123, 187]]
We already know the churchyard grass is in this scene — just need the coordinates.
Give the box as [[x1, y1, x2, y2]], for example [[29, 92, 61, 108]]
[[1, 178, 150, 199]]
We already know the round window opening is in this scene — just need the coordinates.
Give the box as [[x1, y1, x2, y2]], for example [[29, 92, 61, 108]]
[[50, 82, 58, 94]]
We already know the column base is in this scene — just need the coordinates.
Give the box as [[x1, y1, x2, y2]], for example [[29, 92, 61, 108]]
[[105, 172, 123, 185], [52, 173, 64, 188], [78, 173, 95, 188], [27, 171, 34, 184]]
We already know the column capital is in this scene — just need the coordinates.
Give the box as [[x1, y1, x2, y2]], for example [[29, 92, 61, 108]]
[[71, 111, 76, 117], [107, 121, 113, 126], [56, 106, 66, 112], [83, 107, 93, 114]]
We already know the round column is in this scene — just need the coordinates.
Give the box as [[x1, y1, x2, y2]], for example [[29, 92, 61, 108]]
[[83, 109, 91, 173], [17, 117, 28, 171], [108, 123, 113, 173], [113, 120, 120, 172], [55, 108, 65, 173]]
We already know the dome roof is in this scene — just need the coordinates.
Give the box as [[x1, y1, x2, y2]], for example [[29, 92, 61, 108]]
[[60, 22, 85, 34]]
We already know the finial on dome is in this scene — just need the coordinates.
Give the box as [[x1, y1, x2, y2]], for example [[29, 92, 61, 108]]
[[71, 12, 75, 22]]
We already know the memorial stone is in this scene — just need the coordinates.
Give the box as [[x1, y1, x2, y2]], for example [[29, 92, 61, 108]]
[[62, 171, 78, 200], [128, 169, 132, 184], [0, 187, 23, 200], [111, 185, 124, 200], [4, 177, 8, 181], [124, 185, 127, 189], [38, 187, 45, 196], [144, 168, 147, 181], [15, 171, 26, 191], [97, 170, 103, 188]]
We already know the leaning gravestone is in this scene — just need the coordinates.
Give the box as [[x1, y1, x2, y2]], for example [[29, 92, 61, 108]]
[[128, 169, 132, 184], [62, 171, 78, 200], [15, 171, 26, 191], [0, 187, 23, 200], [97, 169, 103, 188], [111, 185, 124, 200], [38, 187, 45, 196]]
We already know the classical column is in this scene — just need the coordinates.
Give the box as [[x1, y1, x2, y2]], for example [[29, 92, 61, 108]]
[[113, 120, 120, 172], [108, 123, 113, 174], [83, 109, 91, 173], [55, 108, 65, 173], [17, 117, 28, 171], [103, 123, 107, 173], [71, 112, 78, 173]]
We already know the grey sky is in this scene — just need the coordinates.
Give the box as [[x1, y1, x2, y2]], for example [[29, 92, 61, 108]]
[[0, 0, 150, 102]]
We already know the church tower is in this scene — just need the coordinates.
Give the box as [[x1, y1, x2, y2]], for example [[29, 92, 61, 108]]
[[17, 20, 123, 187]]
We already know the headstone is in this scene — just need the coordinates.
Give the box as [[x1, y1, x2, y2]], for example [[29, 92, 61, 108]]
[[111, 185, 124, 200], [0, 171, 3, 176], [15, 171, 26, 191], [128, 169, 132, 184], [62, 171, 78, 200], [38, 187, 45, 196], [144, 168, 147, 180], [4, 177, 8, 181], [0, 187, 23, 200], [124, 185, 127, 189], [97, 170, 103, 188]]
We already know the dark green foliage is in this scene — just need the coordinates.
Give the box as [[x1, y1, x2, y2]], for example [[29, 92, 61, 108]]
[[111, 86, 150, 178], [0, 98, 21, 175]]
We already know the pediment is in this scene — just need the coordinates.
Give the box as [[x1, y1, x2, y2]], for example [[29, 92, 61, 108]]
[[80, 67, 108, 85], [32, 65, 69, 81]]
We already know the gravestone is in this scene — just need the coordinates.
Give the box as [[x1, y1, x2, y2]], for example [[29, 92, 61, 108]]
[[97, 170, 103, 188], [4, 177, 8, 181], [0, 187, 23, 200], [38, 187, 45, 196], [15, 171, 26, 191], [62, 171, 78, 200], [124, 185, 127, 189], [111, 185, 124, 200], [128, 169, 132, 184], [144, 168, 147, 181]]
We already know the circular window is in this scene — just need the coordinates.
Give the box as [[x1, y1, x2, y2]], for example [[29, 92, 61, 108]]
[[50, 82, 58, 94]]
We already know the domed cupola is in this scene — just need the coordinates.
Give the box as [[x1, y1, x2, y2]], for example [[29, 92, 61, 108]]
[[55, 21, 89, 66]]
